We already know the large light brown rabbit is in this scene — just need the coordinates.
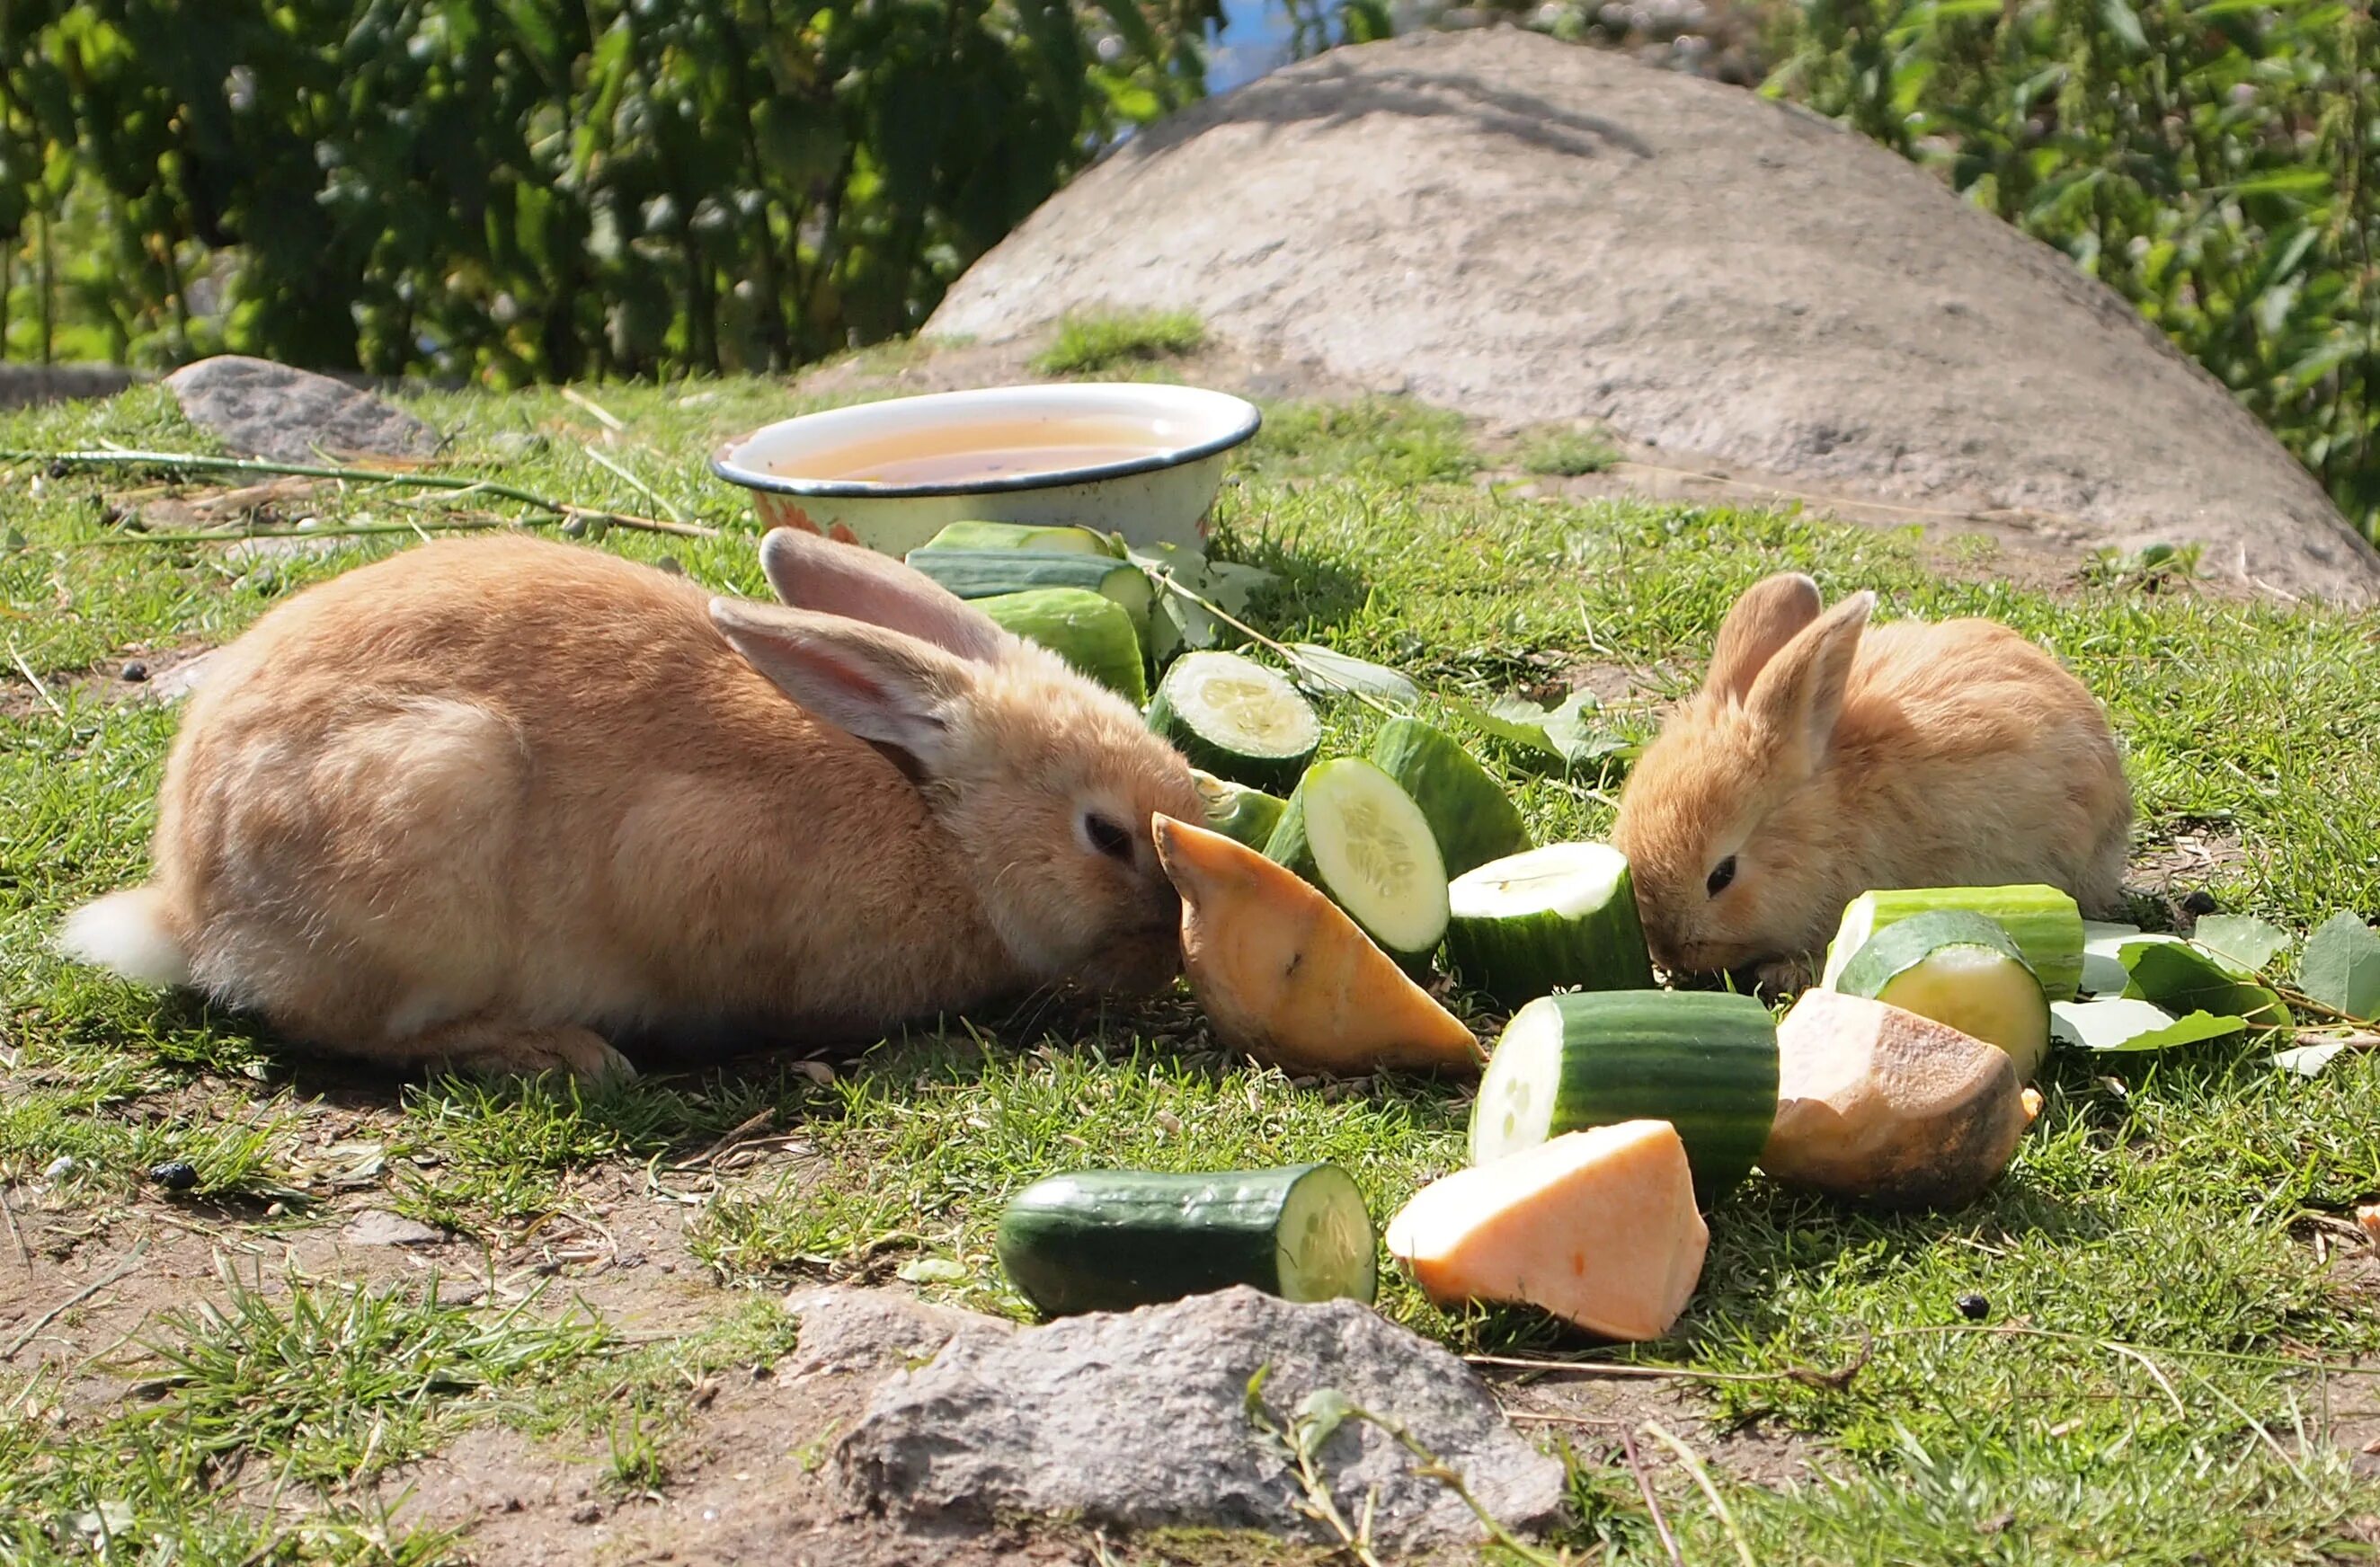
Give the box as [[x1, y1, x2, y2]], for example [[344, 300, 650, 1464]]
[[1612, 572, 2132, 980], [60, 529, 1203, 1080]]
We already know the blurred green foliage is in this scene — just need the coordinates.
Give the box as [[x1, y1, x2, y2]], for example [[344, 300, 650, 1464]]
[[1768, 0, 2379, 536], [0, 0, 1219, 382]]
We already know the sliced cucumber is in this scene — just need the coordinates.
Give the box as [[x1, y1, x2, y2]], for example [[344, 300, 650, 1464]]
[[1146, 651, 1321, 792], [1834, 909, 2051, 1080], [1191, 769, 1289, 851], [1444, 843, 1655, 1007], [920, 521, 1122, 556], [994, 1164, 1377, 1317], [1469, 989, 1780, 1205], [975, 587, 1146, 704], [1366, 718, 1529, 879], [1264, 758, 1451, 963], [1818, 884, 2084, 1002], [901, 549, 1153, 643]]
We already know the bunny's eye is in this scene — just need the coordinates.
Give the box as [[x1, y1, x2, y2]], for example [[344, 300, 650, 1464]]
[[1082, 812, 1135, 863], [1705, 855, 1738, 897]]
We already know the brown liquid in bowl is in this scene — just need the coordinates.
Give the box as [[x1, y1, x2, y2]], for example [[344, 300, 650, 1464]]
[[786, 418, 1168, 485]]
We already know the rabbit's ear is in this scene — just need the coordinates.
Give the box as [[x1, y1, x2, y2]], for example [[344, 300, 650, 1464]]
[[1745, 589, 1872, 774], [757, 527, 1006, 664], [710, 597, 979, 770], [1704, 573, 1823, 706]]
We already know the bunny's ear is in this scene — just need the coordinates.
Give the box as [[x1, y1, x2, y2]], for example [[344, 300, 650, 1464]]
[[1703, 573, 1823, 706], [710, 597, 980, 772], [1744, 589, 1872, 775], [757, 527, 1007, 665]]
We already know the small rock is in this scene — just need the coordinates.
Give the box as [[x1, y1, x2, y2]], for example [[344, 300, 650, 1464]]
[[1956, 1292, 1990, 1321], [132, 652, 216, 705], [2180, 890, 2219, 916], [42, 1155, 75, 1181], [829, 1286, 1567, 1546], [570, 1501, 604, 1525], [120, 661, 148, 683], [147, 1160, 200, 1192], [164, 356, 440, 466], [342, 1208, 447, 1247], [785, 1286, 1011, 1377]]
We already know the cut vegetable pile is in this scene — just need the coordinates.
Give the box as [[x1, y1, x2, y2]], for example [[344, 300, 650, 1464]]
[[931, 543, 2315, 1342]]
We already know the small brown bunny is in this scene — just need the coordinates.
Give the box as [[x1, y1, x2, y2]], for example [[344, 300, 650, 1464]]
[[1612, 572, 2131, 981], [60, 529, 1203, 1080]]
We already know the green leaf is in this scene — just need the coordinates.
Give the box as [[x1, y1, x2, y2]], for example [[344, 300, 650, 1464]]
[[1454, 689, 1630, 767], [2299, 912, 2380, 1022], [1293, 1388, 1355, 1460], [2081, 921, 2151, 995], [2096, 0, 2149, 52], [1130, 544, 1272, 660], [2051, 998, 2245, 1052], [2272, 1041, 2349, 1077], [2189, 915, 2293, 975], [2120, 939, 2292, 1029], [1285, 643, 1420, 708], [895, 1256, 967, 1284]]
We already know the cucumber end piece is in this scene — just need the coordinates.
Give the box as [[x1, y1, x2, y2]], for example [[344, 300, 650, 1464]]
[[1273, 1166, 1380, 1305], [1469, 998, 1565, 1164]]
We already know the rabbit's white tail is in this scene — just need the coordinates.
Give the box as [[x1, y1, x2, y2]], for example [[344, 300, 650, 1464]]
[[58, 888, 191, 989]]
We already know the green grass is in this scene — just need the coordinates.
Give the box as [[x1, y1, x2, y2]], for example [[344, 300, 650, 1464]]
[[1514, 424, 1620, 477], [5, 376, 2380, 1559], [1029, 309, 1208, 376]]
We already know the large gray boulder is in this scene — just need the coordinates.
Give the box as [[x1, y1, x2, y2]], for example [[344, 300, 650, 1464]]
[[933, 29, 2380, 604], [165, 356, 440, 466], [828, 1285, 1567, 1545]]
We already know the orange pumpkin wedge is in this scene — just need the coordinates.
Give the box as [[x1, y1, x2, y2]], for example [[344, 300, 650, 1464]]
[[1150, 813, 1481, 1076], [1384, 1121, 1709, 1341]]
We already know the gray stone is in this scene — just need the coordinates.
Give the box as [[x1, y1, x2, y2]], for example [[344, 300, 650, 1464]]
[[932, 30, 2380, 605], [164, 356, 440, 466], [785, 1285, 1012, 1377], [342, 1208, 447, 1247], [829, 1285, 1566, 1546], [0, 363, 139, 411]]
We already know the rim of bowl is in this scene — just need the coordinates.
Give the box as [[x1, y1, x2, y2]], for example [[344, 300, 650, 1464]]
[[707, 383, 1263, 500]]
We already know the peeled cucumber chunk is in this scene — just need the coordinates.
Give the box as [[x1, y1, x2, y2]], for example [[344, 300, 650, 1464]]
[[1367, 718, 1529, 879], [921, 521, 1121, 556], [1147, 651, 1321, 792], [1444, 842, 1656, 1007], [1470, 989, 1780, 1205], [1191, 769, 1289, 852], [1265, 758, 1450, 962], [995, 1164, 1377, 1317], [1834, 909, 2051, 1081], [1819, 885, 2084, 1002], [975, 588, 1146, 704], [901, 549, 1153, 642]]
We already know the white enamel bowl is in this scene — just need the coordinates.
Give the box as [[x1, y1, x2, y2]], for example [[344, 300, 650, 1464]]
[[708, 382, 1262, 558]]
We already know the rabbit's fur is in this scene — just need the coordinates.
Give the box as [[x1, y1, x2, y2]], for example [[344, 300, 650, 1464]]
[[61, 529, 1203, 1079], [1612, 572, 2132, 979]]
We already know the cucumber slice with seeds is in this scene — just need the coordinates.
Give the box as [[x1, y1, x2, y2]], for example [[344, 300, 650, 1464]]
[[1264, 758, 1450, 962], [1834, 909, 2051, 1080], [994, 1164, 1377, 1317], [1147, 651, 1321, 792], [1444, 842, 1655, 1007], [1819, 884, 2084, 1002]]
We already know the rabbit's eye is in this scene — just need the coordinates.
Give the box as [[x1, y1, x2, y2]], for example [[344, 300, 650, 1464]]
[[1705, 855, 1738, 897], [1082, 811, 1135, 863]]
